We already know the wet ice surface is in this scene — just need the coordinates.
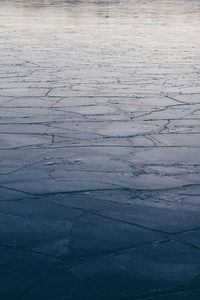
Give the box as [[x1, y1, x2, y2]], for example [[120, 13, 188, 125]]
[[0, 0, 200, 299]]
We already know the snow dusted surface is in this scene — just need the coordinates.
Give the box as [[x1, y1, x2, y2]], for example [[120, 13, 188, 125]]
[[0, 0, 200, 299]]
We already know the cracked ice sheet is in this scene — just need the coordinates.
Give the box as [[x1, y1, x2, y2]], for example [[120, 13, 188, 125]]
[[0, 150, 197, 195], [1, 146, 200, 196], [67, 240, 200, 300], [0, 0, 200, 299], [0, 247, 100, 300]]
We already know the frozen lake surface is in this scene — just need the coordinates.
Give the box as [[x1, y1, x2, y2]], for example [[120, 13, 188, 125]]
[[0, 0, 200, 299]]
